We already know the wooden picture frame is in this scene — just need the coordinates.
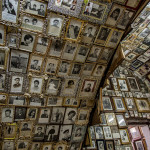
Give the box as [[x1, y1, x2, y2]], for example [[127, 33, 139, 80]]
[[119, 129, 130, 144]]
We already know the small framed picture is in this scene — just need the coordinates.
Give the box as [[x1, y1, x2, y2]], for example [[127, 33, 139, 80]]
[[74, 45, 90, 63], [92, 64, 106, 77], [119, 129, 130, 144], [103, 126, 113, 139], [81, 63, 95, 76], [95, 126, 104, 139], [105, 140, 115, 150], [63, 107, 77, 124], [49, 39, 64, 58], [111, 126, 120, 139], [42, 143, 53, 150], [21, 14, 45, 33], [113, 97, 126, 112], [0, 24, 6, 46], [97, 140, 105, 150], [9, 50, 29, 73], [19, 31, 36, 52], [44, 125, 60, 142], [50, 107, 65, 124], [59, 125, 73, 142], [69, 63, 82, 76], [124, 98, 137, 110], [26, 108, 38, 120], [2, 140, 15, 150], [65, 18, 84, 41], [14, 107, 27, 121], [83, 24, 98, 43], [7, 33, 19, 48], [130, 59, 143, 70], [106, 4, 125, 26], [134, 98, 150, 112], [88, 126, 96, 140], [0, 0, 20, 24], [3, 123, 17, 139], [117, 79, 129, 91], [54, 142, 68, 150], [129, 126, 141, 141], [34, 36, 50, 55], [46, 77, 61, 95], [0, 46, 9, 70], [87, 46, 103, 62], [0, 93, 7, 105], [22, 0, 47, 17], [47, 12, 65, 37], [125, 52, 137, 62], [17, 140, 29, 150], [135, 140, 145, 150], [100, 113, 107, 125], [95, 26, 112, 46], [70, 143, 82, 150], [38, 108, 51, 124], [80, 99, 95, 108], [102, 97, 113, 111], [30, 142, 41, 150], [116, 114, 127, 128], [29, 76, 44, 94], [47, 96, 63, 107], [105, 113, 117, 126], [63, 97, 80, 107], [29, 96, 46, 107], [33, 125, 45, 141]]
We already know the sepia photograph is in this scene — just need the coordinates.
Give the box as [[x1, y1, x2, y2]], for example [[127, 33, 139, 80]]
[[33, 125, 45, 141], [0, 93, 7, 105], [8, 95, 26, 106], [0, 24, 6, 46], [55, 142, 67, 150], [14, 107, 26, 121]]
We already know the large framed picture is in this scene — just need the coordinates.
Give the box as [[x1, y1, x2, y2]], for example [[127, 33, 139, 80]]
[[113, 97, 126, 112], [0, 24, 6, 46], [0, 0, 20, 24]]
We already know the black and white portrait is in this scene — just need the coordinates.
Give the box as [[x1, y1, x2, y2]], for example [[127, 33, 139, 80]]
[[66, 19, 82, 40], [33, 125, 45, 141], [63, 108, 77, 124], [89, 126, 96, 140], [29, 96, 46, 107], [77, 109, 90, 124], [97, 140, 105, 150], [23, 0, 47, 17], [27, 108, 38, 120], [20, 32, 35, 52], [71, 63, 82, 76], [1, 108, 14, 123], [50, 107, 65, 124], [106, 141, 114, 150], [127, 77, 140, 91], [93, 65, 106, 77], [114, 97, 125, 111], [58, 61, 70, 76], [8, 95, 26, 106], [4, 124, 16, 139], [0, 94, 7, 104], [59, 125, 72, 142], [102, 97, 113, 110], [0, 73, 5, 91], [44, 125, 59, 142], [82, 63, 95, 76], [118, 79, 128, 91], [15, 107, 26, 121], [131, 59, 143, 69], [82, 80, 96, 94], [119, 129, 129, 144], [48, 13, 64, 37], [10, 76, 23, 93], [47, 97, 63, 106], [95, 127, 103, 139], [135, 99, 150, 112], [0, 24, 5, 45], [2, 0, 19, 23], [125, 98, 136, 110], [20, 122, 32, 138], [103, 126, 112, 139], [29, 77, 43, 94], [10, 50, 29, 73], [7, 34, 17, 47], [61, 0, 77, 11], [2, 140, 15, 150]]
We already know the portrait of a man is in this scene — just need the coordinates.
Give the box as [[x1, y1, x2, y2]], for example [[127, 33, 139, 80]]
[[15, 107, 26, 120], [34, 126, 45, 140], [21, 123, 31, 131], [2, 108, 13, 122]]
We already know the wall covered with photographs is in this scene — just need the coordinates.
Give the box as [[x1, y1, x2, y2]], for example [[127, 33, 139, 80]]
[[0, 0, 146, 149]]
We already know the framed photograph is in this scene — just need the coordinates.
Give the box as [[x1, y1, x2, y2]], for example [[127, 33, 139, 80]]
[[0, 46, 9, 70], [3, 123, 17, 139], [92, 64, 106, 77], [117, 79, 129, 92], [0, 93, 7, 105], [30, 142, 41, 150], [47, 12, 65, 37], [49, 39, 64, 58], [105, 113, 117, 126], [9, 50, 29, 73], [103, 126, 113, 139], [8, 95, 27, 106], [62, 41, 77, 60], [76, 108, 91, 125], [29, 76, 44, 94], [50, 107, 65, 124], [74, 45, 90, 63], [113, 97, 126, 112], [21, 14, 45, 33], [81, 63, 95, 76], [38, 108, 51, 124], [17, 140, 29, 150], [78, 77, 99, 99], [57, 60, 71, 76], [14, 107, 27, 121], [54, 142, 68, 150], [137, 55, 149, 63], [59, 125, 73, 142], [116, 114, 127, 128], [22, 0, 47, 17], [106, 140, 115, 150], [125, 52, 137, 62], [63, 97, 80, 107], [70, 143, 82, 150], [0, 24, 6, 46], [125, 0, 142, 9], [29, 96, 46, 107], [69, 63, 82, 76], [80, 99, 95, 108], [44, 125, 60, 142], [106, 4, 124, 26], [134, 98, 150, 112], [61, 77, 79, 97], [46, 77, 61, 95], [9, 73, 26, 94], [7, 33, 19, 48], [0, 0, 20, 24], [97, 140, 105, 150], [111, 126, 120, 139], [1, 107, 14, 122], [88, 126, 96, 140], [19, 31, 36, 52], [130, 59, 143, 70], [81, 23, 97, 44], [63, 107, 77, 124], [124, 98, 137, 110], [47, 96, 63, 107], [126, 77, 140, 92], [129, 126, 141, 141], [65, 18, 84, 41], [95, 25, 112, 46], [42, 143, 53, 150], [119, 129, 130, 144], [71, 125, 87, 142], [19, 121, 33, 138], [26, 108, 38, 120], [135, 140, 145, 150], [87, 45, 103, 62], [2, 140, 15, 150], [95, 126, 104, 139], [33, 125, 45, 141]]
